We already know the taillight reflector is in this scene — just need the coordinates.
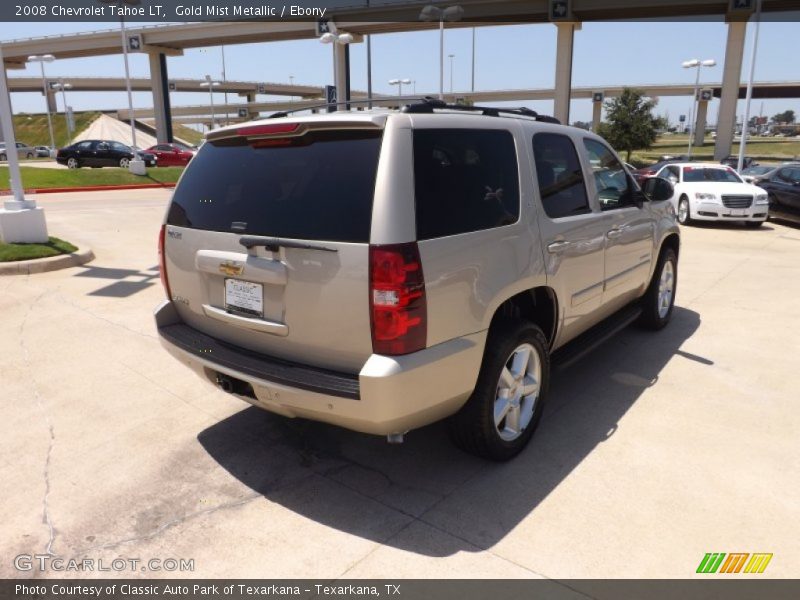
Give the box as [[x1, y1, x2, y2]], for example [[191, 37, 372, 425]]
[[158, 224, 172, 300], [369, 243, 427, 356]]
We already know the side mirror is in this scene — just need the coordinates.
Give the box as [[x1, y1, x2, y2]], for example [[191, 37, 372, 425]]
[[642, 176, 674, 202]]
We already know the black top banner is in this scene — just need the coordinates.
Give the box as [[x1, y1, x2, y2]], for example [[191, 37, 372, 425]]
[[1, 0, 799, 23]]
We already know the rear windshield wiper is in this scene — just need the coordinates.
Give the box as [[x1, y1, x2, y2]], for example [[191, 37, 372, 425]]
[[239, 236, 338, 253]]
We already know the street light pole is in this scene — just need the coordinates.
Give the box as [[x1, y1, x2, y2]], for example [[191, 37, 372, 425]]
[[389, 78, 412, 97], [53, 80, 73, 146], [738, 0, 762, 172], [28, 55, 56, 153], [471, 27, 476, 92], [420, 5, 464, 100], [682, 58, 716, 159], [448, 54, 455, 93], [201, 75, 221, 130]]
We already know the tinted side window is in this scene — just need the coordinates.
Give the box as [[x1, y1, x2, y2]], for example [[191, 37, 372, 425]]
[[582, 139, 633, 210], [76, 142, 93, 150], [532, 133, 591, 219], [413, 129, 520, 240]]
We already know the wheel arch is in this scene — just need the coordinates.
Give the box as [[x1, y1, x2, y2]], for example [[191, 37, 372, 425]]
[[488, 286, 559, 350]]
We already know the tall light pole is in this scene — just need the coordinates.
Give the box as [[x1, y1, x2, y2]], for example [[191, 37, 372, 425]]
[[420, 5, 464, 100], [320, 31, 354, 110], [200, 76, 221, 130], [738, 0, 762, 172], [51, 80, 73, 146], [389, 78, 412, 96], [97, 0, 145, 174], [682, 58, 716, 159], [448, 54, 455, 93], [27, 54, 56, 154], [471, 27, 476, 92]]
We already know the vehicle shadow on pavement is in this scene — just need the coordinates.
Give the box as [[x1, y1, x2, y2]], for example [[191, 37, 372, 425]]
[[198, 306, 701, 556]]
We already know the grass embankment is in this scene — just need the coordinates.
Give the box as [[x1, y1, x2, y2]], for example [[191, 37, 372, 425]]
[[0, 237, 77, 262], [636, 133, 800, 163], [13, 112, 101, 148], [13, 112, 204, 148], [0, 166, 184, 190]]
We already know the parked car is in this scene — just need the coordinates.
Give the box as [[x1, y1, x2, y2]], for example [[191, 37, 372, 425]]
[[34, 146, 53, 158], [752, 164, 800, 226], [740, 164, 778, 183], [0, 142, 36, 161], [632, 158, 684, 185], [154, 101, 679, 461], [144, 143, 195, 167], [56, 140, 157, 169], [654, 162, 768, 227], [720, 155, 756, 170]]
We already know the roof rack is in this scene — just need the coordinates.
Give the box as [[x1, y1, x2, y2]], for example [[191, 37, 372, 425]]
[[265, 96, 560, 124], [402, 97, 561, 123]]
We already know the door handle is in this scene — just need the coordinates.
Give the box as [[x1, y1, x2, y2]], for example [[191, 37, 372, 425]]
[[606, 228, 622, 239], [547, 240, 571, 253]]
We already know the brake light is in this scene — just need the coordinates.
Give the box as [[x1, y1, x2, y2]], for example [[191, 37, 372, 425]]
[[369, 243, 427, 356], [237, 123, 299, 137], [158, 224, 172, 300]]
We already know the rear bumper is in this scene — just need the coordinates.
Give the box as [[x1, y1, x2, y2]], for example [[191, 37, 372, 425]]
[[154, 301, 486, 436]]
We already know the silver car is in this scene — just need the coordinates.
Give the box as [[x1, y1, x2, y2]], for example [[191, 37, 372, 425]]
[[155, 101, 679, 460], [0, 142, 36, 161]]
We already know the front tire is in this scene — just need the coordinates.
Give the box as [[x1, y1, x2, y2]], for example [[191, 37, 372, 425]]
[[450, 321, 550, 461], [677, 196, 693, 225], [66, 157, 80, 169], [26, 152, 34, 159], [638, 247, 678, 330]]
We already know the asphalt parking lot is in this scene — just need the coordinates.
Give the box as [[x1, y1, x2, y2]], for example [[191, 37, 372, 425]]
[[2, 189, 799, 579]]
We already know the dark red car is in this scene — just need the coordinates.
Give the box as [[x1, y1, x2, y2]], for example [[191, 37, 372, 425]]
[[144, 143, 195, 167]]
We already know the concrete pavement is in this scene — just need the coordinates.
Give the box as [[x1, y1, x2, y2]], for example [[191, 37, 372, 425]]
[[1, 189, 798, 578]]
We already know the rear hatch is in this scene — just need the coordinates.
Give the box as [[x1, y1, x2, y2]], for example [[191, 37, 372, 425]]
[[162, 117, 385, 373]]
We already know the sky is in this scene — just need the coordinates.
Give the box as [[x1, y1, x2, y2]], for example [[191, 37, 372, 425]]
[[2, 18, 799, 128]]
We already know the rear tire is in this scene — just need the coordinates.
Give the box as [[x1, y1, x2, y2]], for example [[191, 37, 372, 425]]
[[26, 152, 34, 159], [677, 196, 693, 225], [119, 157, 131, 169], [449, 320, 550, 461], [638, 247, 678, 330], [0, 153, 6, 161]]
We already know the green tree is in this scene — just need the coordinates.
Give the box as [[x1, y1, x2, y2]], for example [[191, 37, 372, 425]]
[[597, 88, 659, 162], [772, 110, 795, 124]]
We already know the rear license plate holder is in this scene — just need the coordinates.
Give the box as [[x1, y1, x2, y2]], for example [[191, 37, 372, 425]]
[[224, 279, 263, 318]]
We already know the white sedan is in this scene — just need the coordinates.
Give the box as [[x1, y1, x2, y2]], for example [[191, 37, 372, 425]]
[[654, 162, 769, 228]]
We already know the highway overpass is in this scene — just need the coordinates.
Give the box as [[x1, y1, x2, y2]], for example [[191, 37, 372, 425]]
[[2, 0, 796, 158]]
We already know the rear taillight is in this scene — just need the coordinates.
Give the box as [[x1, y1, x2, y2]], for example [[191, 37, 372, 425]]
[[369, 243, 427, 356], [158, 224, 172, 300]]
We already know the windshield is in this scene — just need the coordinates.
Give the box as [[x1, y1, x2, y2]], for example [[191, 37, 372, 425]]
[[167, 129, 382, 243], [683, 167, 742, 183]]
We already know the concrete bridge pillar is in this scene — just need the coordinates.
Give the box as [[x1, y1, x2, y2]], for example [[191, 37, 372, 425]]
[[591, 91, 604, 132], [714, 21, 747, 160], [148, 52, 173, 143], [45, 89, 57, 114], [694, 97, 710, 147], [553, 22, 580, 124]]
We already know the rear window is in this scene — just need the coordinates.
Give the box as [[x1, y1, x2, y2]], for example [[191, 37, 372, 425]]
[[413, 129, 520, 240], [167, 129, 382, 243]]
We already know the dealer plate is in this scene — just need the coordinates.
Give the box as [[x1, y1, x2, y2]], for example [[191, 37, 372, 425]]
[[730, 209, 747, 216], [224, 279, 263, 318]]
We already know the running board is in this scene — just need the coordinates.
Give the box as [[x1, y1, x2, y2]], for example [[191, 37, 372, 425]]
[[551, 304, 642, 371]]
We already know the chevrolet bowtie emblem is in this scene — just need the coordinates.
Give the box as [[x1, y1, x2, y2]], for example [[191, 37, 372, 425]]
[[219, 261, 244, 276]]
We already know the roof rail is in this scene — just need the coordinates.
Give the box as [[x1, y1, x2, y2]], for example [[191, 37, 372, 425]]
[[402, 97, 561, 123], [264, 96, 560, 124]]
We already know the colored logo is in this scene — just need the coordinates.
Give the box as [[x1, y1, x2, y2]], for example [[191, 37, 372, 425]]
[[697, 553, 772, 574]]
